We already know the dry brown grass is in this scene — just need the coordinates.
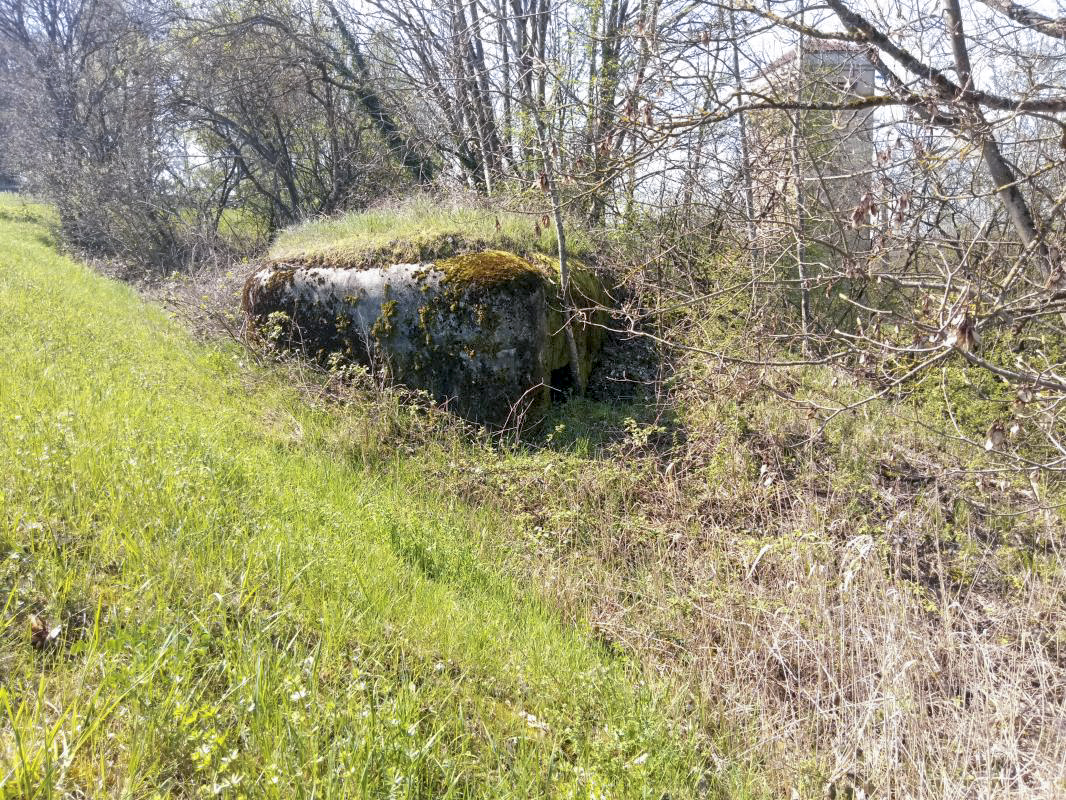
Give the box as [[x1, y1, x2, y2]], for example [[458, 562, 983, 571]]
[[408, 350, 1066, 799]]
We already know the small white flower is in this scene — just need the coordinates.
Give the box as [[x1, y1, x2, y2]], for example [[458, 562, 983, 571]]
[[629, 752, 649, 767]]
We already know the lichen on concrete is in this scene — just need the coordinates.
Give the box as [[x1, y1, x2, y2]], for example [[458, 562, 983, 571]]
[[244, 245, 608, 426]]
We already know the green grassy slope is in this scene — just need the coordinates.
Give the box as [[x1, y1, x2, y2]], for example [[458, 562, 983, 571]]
[[0, 196, 747, 798]]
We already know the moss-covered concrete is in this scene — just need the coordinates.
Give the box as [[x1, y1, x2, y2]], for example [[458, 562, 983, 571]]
[[438, 250, 548, 287], [244, 249, 609, 426]]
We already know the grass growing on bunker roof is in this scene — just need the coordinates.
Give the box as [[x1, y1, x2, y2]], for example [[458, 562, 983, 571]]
[[0, 193, 760, 798], [268, 194, 597, 267]]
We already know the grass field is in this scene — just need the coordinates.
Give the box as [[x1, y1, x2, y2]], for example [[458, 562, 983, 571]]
[[9, 190, 1061, 799], [0, 195, 755, 798]]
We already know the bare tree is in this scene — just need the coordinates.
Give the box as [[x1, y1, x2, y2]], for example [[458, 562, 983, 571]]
[[0, 0, 187, 260]]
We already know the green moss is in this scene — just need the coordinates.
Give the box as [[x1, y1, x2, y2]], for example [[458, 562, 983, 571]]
[[438, 250, 548, 287], [529, 254, 609, 386], [371, 299, 398, 342], [528, 254, 605, 307]]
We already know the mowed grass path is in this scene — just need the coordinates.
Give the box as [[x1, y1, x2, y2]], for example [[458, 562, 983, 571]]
[[0, 197, 747, 798]]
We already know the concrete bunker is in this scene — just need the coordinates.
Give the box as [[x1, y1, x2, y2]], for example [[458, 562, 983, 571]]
[[243, 248, 606, 425]]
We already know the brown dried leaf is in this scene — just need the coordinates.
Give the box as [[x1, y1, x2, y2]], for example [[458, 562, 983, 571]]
[[29, 614, 61, 650], [945, 312, 979, 352], [985, 422, 1005, 451]]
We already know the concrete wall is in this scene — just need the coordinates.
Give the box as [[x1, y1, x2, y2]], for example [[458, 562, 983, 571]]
[[748, 44, 876, 260]]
